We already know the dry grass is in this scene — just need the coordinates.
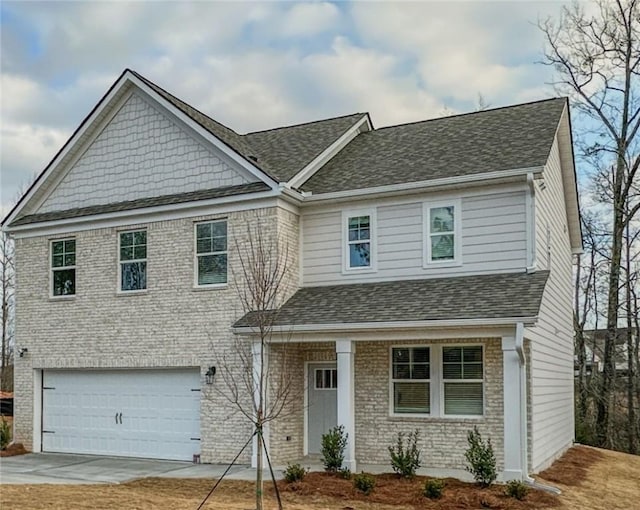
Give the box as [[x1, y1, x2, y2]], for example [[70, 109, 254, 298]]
[[537, 445, 640, 510], [1, 446, 638, 510]]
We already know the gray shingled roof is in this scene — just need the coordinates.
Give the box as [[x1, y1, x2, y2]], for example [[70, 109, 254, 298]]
[[11, 182, 269, 226], [244, 113, 366, 182], [302, 98, 567, 194], [234, 271, 550, 328]]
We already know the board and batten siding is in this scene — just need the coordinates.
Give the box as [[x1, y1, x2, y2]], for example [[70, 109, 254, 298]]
[[525, 123, 575, 473], [301, 188, 528, 286]]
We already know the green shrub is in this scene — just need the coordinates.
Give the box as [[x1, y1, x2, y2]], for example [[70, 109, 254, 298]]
[[464, 426, 497, 487], [423, 478, 445, 499], [338, 467, 352, 479], [504, 480, 528, 500], [353, 472, 375, 495], [388, 429, 421, 478], [0, 418, 10, 450], [283, 463, 307, 483], [321, 425, 348, 472]]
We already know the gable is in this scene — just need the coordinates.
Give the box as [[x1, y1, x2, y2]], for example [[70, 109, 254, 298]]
[[36, 92, 257, 215]]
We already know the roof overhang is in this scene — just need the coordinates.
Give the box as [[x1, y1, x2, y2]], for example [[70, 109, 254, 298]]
[[233, 316, 539, 336]]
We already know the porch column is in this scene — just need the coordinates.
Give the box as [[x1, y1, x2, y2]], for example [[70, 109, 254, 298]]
[[336, 339, 356, 471], [251, 341, 270, 469], [502, 336, 524, 480]]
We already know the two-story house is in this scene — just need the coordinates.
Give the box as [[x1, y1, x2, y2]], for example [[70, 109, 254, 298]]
[[2, 69, 581, 481]]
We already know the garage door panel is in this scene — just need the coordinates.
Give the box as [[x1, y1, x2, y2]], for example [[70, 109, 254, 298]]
[[42, 369, 201, 461]]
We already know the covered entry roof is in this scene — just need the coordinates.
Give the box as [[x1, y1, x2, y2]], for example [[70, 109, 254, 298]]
[[234, 271, 550, 329]]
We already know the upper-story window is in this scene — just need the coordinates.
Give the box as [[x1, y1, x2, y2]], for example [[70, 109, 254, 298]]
[[119, 230, 147, 292], [195, 220, 227, 286], [442, 346, 484, 416], [51, 239, 76, 297], [343, 209, 376, 271], [424, 200, 461, 265]]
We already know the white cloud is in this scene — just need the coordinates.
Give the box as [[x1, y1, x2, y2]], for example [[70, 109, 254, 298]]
[[279, 2, 341, 38]]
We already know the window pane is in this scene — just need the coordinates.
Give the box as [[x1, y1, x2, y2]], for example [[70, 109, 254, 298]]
[[430, 207, 454, 233], [133, 246, 147, 259], [324, 369, 332, 388], [431, 234, 454, 260], [133, 231, 146, 244], [393, 364, 410, 379], [393, 348, 410, 363], [121, 262, 147, 291], [52, 241, 64, 255], [463, 346, 483, 363], [413, 348, 430, 363], [198, 254, 227, 285], [212, 236, 227, 252], [64, 254, 75, 266], [331, 369, 337, 388], [444, 382, 483, 415], [463, 363, 483, 380], [120, 232, 134, 247], [196, 223, 212, 239], [52, 254, 64, 268], [211, 222, 227, 237], [394, 382, 430, 414], [197, 238, 212, 254], [411, 364, 430, 380], [120, 246, 134, 261], [443, 363, 462, 380], [349, 242, 370, 267], [53, 269, 75, 296], [443, 347, 462, 363], [64, 239, 76, 253], [315, 370, 323, 389]]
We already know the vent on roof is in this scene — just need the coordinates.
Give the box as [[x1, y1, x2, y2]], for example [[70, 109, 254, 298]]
[[248, 155, 258, 162]]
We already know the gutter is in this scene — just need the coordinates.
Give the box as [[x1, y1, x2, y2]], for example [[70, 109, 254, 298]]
[[233, 316, 539, 335]]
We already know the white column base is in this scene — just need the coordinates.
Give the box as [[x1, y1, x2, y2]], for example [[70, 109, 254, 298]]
[[336, 339, 356, 472]]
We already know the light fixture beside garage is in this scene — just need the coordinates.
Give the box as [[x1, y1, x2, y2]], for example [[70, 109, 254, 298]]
[[205, 366, 216, 385]]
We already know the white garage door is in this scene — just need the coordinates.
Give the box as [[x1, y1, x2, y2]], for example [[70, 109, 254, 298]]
[[42, 369, 201, 461]]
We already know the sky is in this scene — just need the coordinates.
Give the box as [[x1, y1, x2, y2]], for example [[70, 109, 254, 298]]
[[0, 0, 571, 216]]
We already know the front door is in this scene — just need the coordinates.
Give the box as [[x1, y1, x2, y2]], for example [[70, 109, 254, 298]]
[[307, 363, 337, 454]]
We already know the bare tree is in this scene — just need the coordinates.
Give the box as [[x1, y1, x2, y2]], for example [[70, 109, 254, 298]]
[[540, 0, 640, 447], [206, 218, 298, 510], [0, 231, 15, 392]]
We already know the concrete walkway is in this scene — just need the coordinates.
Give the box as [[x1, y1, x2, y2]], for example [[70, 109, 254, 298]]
[[0, 453, 283, 485]]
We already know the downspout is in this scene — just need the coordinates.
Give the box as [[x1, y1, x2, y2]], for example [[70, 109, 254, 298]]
[[515, 322, 533, 483]]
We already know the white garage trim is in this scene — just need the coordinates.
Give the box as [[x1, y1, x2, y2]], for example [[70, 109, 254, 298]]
[[42, 368, 201, 461]]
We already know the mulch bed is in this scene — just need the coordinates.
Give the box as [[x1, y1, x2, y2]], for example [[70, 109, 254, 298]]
[[0, 443, 28, 457], [538, 445, 605, 486], [279, 472, 560, 510]]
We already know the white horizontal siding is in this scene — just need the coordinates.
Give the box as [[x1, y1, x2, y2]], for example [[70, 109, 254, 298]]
[[302, 190, 528, 286], [525, 122, 575, 474]]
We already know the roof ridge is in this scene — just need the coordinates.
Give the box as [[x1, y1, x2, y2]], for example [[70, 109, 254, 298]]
[[371, 97, 567, 133], [244, 112, 367, 135]]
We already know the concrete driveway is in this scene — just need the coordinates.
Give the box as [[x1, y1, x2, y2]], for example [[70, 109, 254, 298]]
[[0, 453, 264, 484]]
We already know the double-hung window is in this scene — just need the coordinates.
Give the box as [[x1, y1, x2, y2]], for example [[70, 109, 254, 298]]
[[391, 347, 430, 414], [51, 239, 76, 296], [195, 220, 227, 286], [119, 230, 147, 292], [442, 346, 484, 416], [344, 209, 376, 271], [425, 200, 460, 265]]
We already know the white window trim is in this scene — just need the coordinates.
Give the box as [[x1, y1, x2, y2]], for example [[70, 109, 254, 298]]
[[193, 219, 228, 289], [388, 343, 485, 419], [50, 238, 76, 299], [342, 208, 377, 273], [440, 344, 485, 419], [117, 229, 148, 294], [389, 345, 432, 418], [423, 199, 462, 268]]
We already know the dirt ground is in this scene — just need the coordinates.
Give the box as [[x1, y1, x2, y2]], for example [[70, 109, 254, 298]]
[[1, 445, 638, 509]]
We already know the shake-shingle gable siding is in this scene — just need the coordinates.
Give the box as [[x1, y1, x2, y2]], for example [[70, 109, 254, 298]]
[[37, 93, 255, 215], [302, 98, 566, 194]]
